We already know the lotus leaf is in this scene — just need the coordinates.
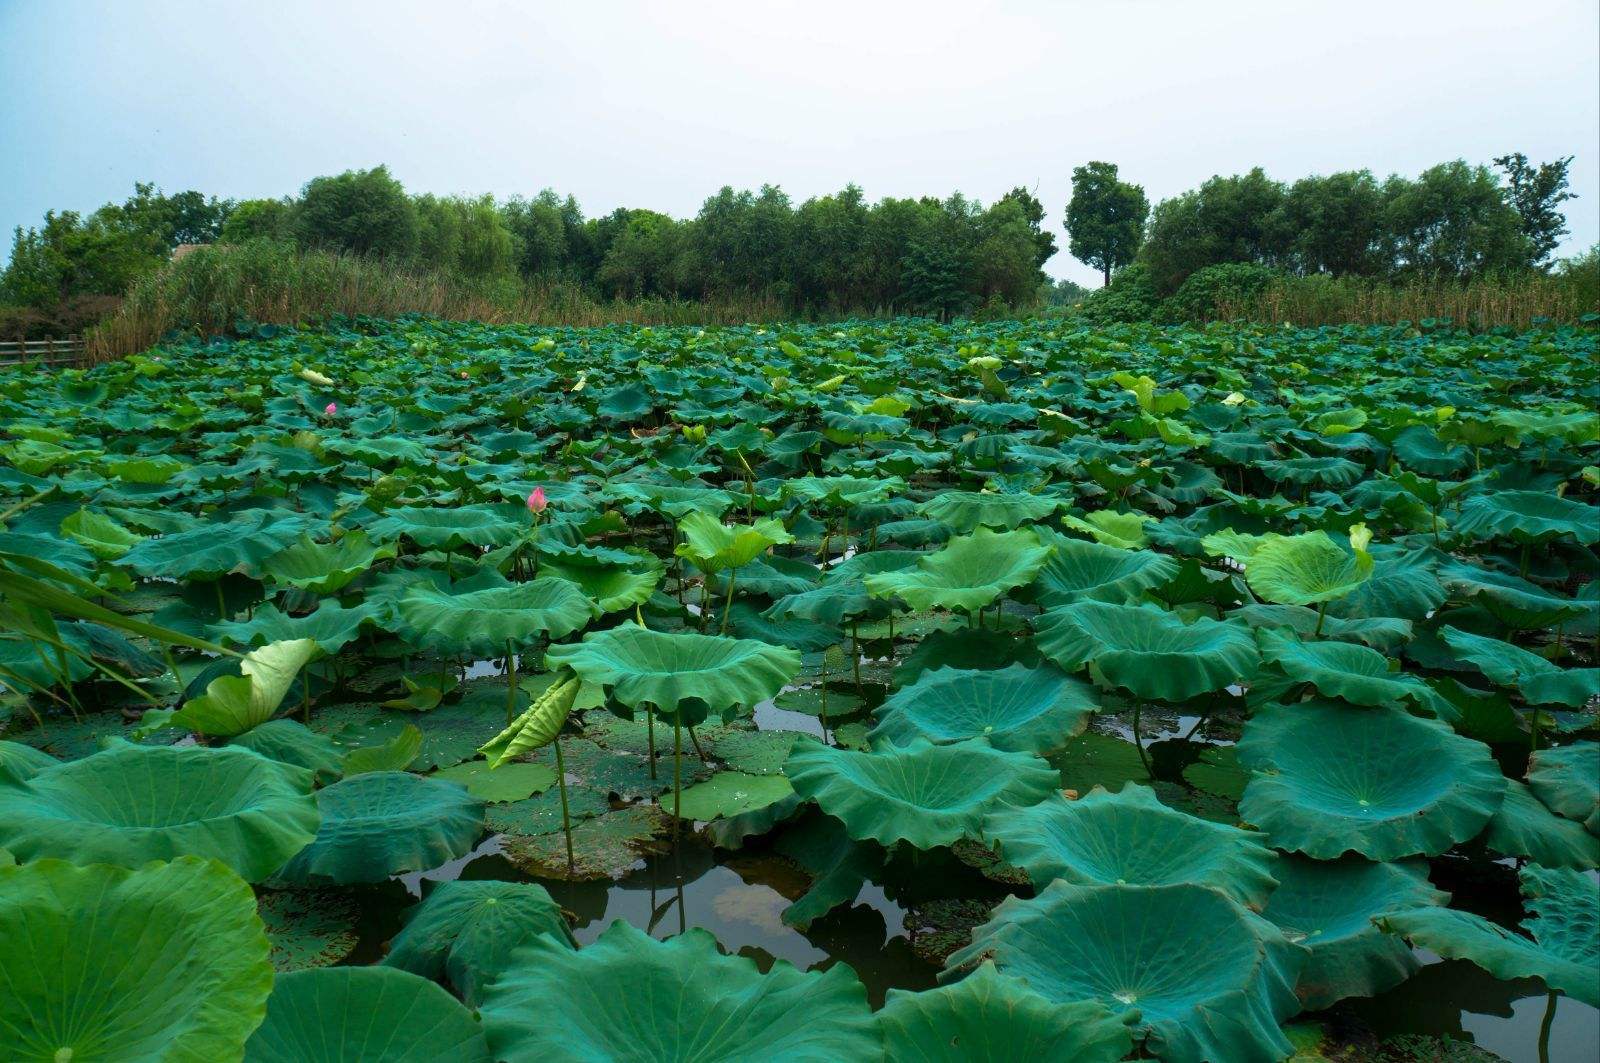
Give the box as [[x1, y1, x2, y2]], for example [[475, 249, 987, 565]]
[[673, 511, 794, 572], [244, 967, 491, 1062], [1245, 529, 1373, 606], [1526, 741, 1599, 834], [1034, 601, 1260, 701], [1455, 490, 1600, 545], [869, 662, 1097, 753], [1261, 856, 1447, 1009], [1030, 533, 1180, 607], [384, 879, 575, 1003], [658, 769, 793, 820], [480, 920, 878, 1062], [919, 490, 1065, 532], [1485, 779, 1600, 869], [985, 784, 1279, 907], [946, 880, 1304, 1063], [366, 503, 527, 548], [1260, 628, 1436, 709], [272, 770, 484, 885], [262, 530, 396, 593], [785, 736, 1059, 850], [876, 961, 1135, 1063], [259, 888, 360, 971], [0, 741, 318, 880], [1238, 700, 1506, 859], [1379, 864, 1599, 1006], [864, 526, 1051, 613], [0, 856, 273, 1063], [397, 575, 595, 656], [171, 638, 319, 736]]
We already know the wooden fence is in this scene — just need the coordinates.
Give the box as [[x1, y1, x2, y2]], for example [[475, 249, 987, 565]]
[[0, 337, 88, 368]]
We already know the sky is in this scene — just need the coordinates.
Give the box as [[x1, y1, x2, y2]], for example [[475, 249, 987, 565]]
[[1, 0, 1596, 287]]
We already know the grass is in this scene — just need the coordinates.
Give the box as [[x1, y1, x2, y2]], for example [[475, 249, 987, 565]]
[[1216, 269, 1598, 330]]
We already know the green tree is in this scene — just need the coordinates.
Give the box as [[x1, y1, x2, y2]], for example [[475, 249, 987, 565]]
[[294, 165, 419, 258], [1140, 168, 1285, 295], [1065, 162, 1149, 287], [999, 186, 1057, 269], [1381, 161, 1531, 278], [596, 210, 687, 299], [1494, 153, 1576, 267], [1273, 171, 1387, 276], [219, 199, 292, 243]]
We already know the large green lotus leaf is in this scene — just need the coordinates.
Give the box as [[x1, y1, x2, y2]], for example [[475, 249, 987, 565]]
[[1379, 864, 1599, 1007], [1245, 529, 1372, 607], [545, 623, 799, 718], [60, 507, 143, 559], [1260, 628, 1435, 709], [1261, 856, 1447, 1010], [214, 601, 376, 655], [673, 511, 794, 573], [480, 920, 878, 1062], [1232, 604, 1412, 651], [1237, 701, 1506, 860], [397, 575, 595, 656], [1438, 559, 1587, 629], [1324, 547, 1448, 621], [244, 967, 491, 1062], [384, 880, 575, 1004], [1060, 509, 1150, 550], [432, 759, 555, 802], [1030, 533, 1180, 607], [0, 741, 318, 881], [708, 553, 819, 599], [1441, 626, 1600, 708], [876, 961, 1135, 1063], [864, 526, 1051, 613], [1455, 490, 1600, 545], [1526, 741, 1599, 834], [785, 736, 1059, 850], [660, 769, 794, 821], [869, 663, 1097, 753], [272, 771, 484, 885], [121, 510, 311, 580], [727, 600, 842, 651], [1485, 779, 1600, 869], [366, 503, 527, 549], [764, 578, 883, 626], [1034, 601, 1260, 702], [259, 888, 360, 972], [172, 638, 319, 737], [538, 553, 662, 614], [0, 739, 58, 780], [919, 490, 1065, 532], [0, 856, 273, 1063], [945, 880, 1303, 1063], [227, 719, 344, 785], [262, 530, 396, 594], [984, 784, 1279, 908]]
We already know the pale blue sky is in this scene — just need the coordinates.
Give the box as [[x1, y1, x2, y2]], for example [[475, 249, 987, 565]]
[[2, 0, 1595, 285]]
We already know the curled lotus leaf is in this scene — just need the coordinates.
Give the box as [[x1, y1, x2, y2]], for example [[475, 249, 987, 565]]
[[0, 857, 273, 1063], [868, 662, 1097, 754], [863, 526, 1051, 613], [918, 490, 1066, 532], [1261, 856, 1448, 1010], [1030, 532, 1180, 607], [1245, 529, 1372, 607], [244, 967, 491, 1062], [1379, 864, 1599, 1007], [537, 552, 663, 614], [984, 783, 1279, 908], [673, 511, 794, 573], [0, 741, 319, 881], [945, 880, 1304, 1063], [1034, 601, 1260, 702], [171, 638, 319, 737], [1438, 560, 1586, 629], [1484, 779, 1600, 869], [479, 920, 878, 1062], [397, 574, 596, 657], [1526, 741, 1599, 834], [1454, 490, 1600, 546], [365, 503, 528, 549], [1442, 626, 1600, 708], [262, 530, 396, 594], [272, 770, 484, 885], [876, 960, 1135, 1063], [1060, 510, 1150, 550], [1237, 701, 1506, 860], [1259, 628, 1436, 709], [784, 736, 1060, 851], [383, 880, 575, 1005], [545, 623, 799, 717]]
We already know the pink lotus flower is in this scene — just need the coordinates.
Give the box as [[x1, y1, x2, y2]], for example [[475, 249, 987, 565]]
[[527, 486, 548, 514], [324, 402, 337, 416]]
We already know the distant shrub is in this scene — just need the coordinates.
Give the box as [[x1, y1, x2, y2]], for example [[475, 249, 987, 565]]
[[1073, 263, 1160, 324], [1157, 262, 1284, 323]]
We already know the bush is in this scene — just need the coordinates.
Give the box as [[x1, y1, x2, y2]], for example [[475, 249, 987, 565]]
[[1072, 263, 1160, 324], [1156, 262, 1284, 323]]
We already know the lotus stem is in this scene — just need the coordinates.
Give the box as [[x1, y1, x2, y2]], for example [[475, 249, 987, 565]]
[[554, 737, 574, 870], [720, 568, 736, 635], [1131, 701, 1152, 778], [851, 623, 861, 691], [688, 725, 707, 762], [1313, 601, 1327, 637], [1537, 989, 1557, 1063], [646, 705, 657, 779], [302, 676, 311, 722], [505, 639, 517, 725], [215, 580, 227, 621], [672, 718, 683, 843]]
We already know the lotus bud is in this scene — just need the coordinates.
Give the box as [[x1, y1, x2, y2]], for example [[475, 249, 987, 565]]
[[527, 487, 548, 514], [324, 402, 337, 417], [1348, 522, 1372, 555]]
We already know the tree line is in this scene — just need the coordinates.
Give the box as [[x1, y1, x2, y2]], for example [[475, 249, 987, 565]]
[[1, 153, 1582, 335]]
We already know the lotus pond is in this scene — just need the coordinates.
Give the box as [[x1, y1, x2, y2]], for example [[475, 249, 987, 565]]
[[1, 316, 1597, 1062]]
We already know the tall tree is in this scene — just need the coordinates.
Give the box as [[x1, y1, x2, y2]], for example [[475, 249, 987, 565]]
[[1382, 161, 1530, 279], [295, 165, 419, 259], [1065, 162, 1149, 286], [1494, 153, 1576, 267]]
